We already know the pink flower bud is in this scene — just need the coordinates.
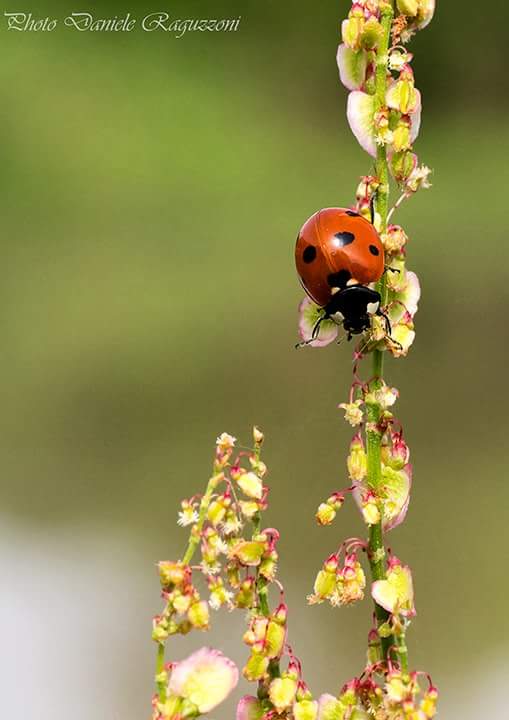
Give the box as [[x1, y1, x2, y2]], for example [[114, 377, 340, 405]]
[[236, 695, 264, 720]]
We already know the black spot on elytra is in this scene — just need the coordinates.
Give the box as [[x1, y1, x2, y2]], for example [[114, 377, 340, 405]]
[[345, 210, 359, 217], [369, 245, 380, 256], [334, 231, 355, 247], [327, 270, 351, 289], [302, 245, 317, 263]]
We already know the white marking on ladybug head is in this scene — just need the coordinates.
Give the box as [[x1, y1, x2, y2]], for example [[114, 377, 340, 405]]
[[330, 311, 345, 324], [330, 287, 341, 295], [367, 301, 380, 315], [347, 278, 361, 287]]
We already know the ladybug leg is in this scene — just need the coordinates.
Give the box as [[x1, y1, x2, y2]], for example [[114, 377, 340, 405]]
[[377, 308, 392, 336], [295, 314, 326, 349], [384, 265, 400, 275], [377, 309, 404, 352]]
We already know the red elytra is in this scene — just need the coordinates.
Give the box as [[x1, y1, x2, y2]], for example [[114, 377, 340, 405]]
[[295, 207, 385, 307]]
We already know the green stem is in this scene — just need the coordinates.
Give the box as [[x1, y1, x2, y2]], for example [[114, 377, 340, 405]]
[[182, 464, 222, 565], [365, 0, 394, 665], [154, 463, 223, 700], [253, 511, 281, 683]]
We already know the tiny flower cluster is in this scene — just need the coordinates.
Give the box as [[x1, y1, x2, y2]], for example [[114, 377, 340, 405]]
[[152, 429, 314, 720], [335, 385, 412, 530], [238, 657, 320, 720], [308, 550, 366, 607], [317, 666, 438, 720], [339, 0, 433, 195]]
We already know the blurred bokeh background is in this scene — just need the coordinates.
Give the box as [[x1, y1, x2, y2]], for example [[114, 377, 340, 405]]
[[1, 1, 508, 717]]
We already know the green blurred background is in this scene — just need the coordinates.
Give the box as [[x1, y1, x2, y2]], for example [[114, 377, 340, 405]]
[[1, 1, 508, 717]]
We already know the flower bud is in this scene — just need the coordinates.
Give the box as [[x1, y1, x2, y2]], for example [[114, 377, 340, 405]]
[[316, 502, 337, 526], [341, 8, 365, 51], [391, 150, 417, 182], [360, 491, 381, 525], [293, 699, 319, 720], [382, 431, 410, 470], [309, 554, 338, 603], [252, 426, 264, 446], [158, 561, 190, 589], [230, 539, 266, 566], [347, 433, 367, 482], [339, 399, 364, 427], [397, 0, 418, 16], [392, 120, 411, 152], [207, 499, 227, 527], [420, 686, 439, 718], [260, 551, 278, 581], [152, 618, 169, 643], [360, 16, 382, 48], [236, 695, 264, 720], [317, 695, 344, 720], [269, 677, 298, 713], [187, 600, 210, 630], [265, 619, 286, 658], [239, 500, 260, 519], [243, 651, 269, 682], [172, 592, 192, 615], [386, 70, 419, 115], [234, 577, 255, 608], [374, 107, 393, 146], [237, 471, 263, 500], [382, 224, 408, 254]]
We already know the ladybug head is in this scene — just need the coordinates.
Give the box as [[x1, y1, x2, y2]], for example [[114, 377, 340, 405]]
[[325, 284, 381, 336]]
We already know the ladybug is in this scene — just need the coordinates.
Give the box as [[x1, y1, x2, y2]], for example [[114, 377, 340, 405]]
[[295, 207, 388, 343]]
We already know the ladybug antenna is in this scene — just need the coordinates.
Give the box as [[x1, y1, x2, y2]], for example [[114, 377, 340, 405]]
[[370, 191, 377, 225], [377, 309, 404, 352]]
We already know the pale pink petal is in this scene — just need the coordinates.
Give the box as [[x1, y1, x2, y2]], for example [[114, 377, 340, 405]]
[[169, 647, 239, 714], [236, 695, 264, 720], [410, 89, 422, 144], [372, 579, 399, 614], [383, 464, 412, 532], [401, 271, 421, 317], [416, 0, 435, 29], [389, 270, 421, 324], [347, 91, 377, 157], [298, 297, 338, 348], [337, 44, 368, 91]]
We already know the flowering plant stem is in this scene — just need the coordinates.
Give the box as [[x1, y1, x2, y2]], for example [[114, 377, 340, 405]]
[[367, 0, 396, 665]]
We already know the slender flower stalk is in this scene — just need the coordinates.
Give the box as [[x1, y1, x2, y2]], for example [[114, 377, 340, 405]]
[[367, 0, 395, 663]]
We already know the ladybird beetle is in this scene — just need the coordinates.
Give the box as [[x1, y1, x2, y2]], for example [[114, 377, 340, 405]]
[[295, 207, 387, 343]]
